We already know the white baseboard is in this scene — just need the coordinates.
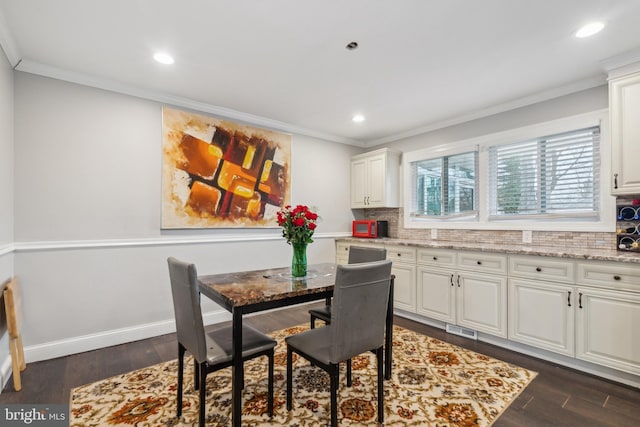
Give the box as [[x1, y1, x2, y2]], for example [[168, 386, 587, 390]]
[[0, 309, 232, 396], [23, 310, 231, 364]]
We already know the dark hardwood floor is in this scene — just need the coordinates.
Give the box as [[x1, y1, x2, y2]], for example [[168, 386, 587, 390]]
[[1, 303, 639, 426]]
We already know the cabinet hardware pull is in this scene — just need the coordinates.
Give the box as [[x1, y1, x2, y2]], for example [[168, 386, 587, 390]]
[[450, 274, 454, 287], [613, 275, 621, 281], [433, 256, 437, 261], [567, 291, 572, 307], [363, 196, 366, 205], [477, 260, 482, 265], [614, 173, 618, 189], [579, 292, 583, 309], [536, 267, 542, 272], [457, 275, 461, 287]]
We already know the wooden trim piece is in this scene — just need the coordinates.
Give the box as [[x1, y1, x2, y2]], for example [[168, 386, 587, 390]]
[[3, 277, 26, 391]]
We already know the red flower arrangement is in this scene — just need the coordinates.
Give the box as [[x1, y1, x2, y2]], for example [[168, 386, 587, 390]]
[[277, 205, 318, 245]]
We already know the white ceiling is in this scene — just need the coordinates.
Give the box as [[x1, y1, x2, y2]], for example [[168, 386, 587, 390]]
[[1, 0, 640, 147]]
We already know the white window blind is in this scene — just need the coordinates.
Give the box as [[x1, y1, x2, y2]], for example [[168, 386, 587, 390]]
[[488, 126, 600, 219], [410, 151, 478, 218]]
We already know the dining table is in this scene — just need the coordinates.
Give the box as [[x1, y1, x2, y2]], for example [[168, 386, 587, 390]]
[[197, 262, 394, 427]]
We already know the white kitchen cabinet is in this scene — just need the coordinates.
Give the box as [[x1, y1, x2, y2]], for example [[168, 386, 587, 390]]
[[416, 249, 508, 338], [509, 278, 575, 357], [387, 245, 417, 313], [610, 71, 640, 194], [575, 287, 640, 375], [507, 255, 576, 357], [335, 238, 640, 385], [351, 148, 400, 208], [417, 266, 456, 322], [456, 271, 507, 338]]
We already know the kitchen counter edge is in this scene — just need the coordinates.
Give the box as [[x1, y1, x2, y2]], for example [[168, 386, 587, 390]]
[[336, 237, 640, 264]]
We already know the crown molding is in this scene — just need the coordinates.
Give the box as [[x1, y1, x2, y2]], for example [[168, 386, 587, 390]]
[[11, 57, 607, 150], [0, 8, 20, 67], [15, 59, 363, 147], [601, 47, 640, 79], [365, 74, 607, 147]]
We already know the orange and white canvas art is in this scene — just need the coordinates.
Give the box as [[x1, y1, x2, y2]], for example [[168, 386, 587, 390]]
[[162, 106, 291, 228]]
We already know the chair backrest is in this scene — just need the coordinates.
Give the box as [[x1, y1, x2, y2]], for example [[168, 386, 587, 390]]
[[348, 246, 387, 264], [329, 260, 392, 363], [167, 257, 208, 363]]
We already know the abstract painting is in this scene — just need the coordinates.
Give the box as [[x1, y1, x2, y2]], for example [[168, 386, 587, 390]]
[[161, 106, 291, 228]]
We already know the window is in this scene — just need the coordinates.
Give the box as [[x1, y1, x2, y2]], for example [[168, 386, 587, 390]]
[[410, 151, 478, 218], [488, 126, 600, 219]]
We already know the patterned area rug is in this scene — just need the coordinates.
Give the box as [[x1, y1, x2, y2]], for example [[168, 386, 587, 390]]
[[70, 324, 536, 426]]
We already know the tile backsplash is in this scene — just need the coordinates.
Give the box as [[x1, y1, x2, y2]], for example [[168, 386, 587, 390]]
[[361, 207, 616, 250]]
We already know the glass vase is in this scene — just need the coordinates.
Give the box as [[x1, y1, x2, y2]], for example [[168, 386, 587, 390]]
[[291, 242, 308, 278]]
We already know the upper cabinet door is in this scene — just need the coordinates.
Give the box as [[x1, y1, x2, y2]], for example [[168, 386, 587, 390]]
[[351, 158, 368, 208], [611, 72, 640, 195], [365, 153, 387, 207], [350, 148, 400, 209]]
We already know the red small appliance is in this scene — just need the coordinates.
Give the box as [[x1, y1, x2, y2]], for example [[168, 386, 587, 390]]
[[352, 220, 388, 238]]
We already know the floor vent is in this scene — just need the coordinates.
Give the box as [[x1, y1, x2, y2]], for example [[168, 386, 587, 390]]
[[446, 324, 478, 340]]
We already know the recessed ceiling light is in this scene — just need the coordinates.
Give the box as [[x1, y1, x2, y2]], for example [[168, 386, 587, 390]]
[[352, 114, 365, 123], [153, 52, 175, 65], [575, 22, 604, 38]]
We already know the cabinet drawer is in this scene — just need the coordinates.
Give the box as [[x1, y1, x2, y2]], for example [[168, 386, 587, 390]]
[[576, 261, 640, 292], [386, 245, 416, 263], [457, 251, 507, 274], [509, 255, 575, 283], [417, 248, 456, 268]]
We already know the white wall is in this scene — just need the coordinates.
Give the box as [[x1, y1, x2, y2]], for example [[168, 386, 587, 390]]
[[0, 48, 14, 387], [380, 85, 608, 152], [12, 72, 360, 362]]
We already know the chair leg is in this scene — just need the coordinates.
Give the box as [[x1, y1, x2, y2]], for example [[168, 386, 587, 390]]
[[310, 314, 316, 329], [177, 344, 185, 417], [376, 347, 384, 424], [286, 346, 293, 411], [268, 351, 274, 417], [198, 362, 207, 427], [329, 364, 339, 427], [346, 358, 352, 387], [194, 358, 200, 390]]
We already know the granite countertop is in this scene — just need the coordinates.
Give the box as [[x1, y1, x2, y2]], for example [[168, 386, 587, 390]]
[[338, 237, 640, 264]]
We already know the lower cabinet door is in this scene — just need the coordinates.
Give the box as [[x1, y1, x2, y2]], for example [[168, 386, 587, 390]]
[[391, 262, 417, 313], [575, 287, 640, 375], [508, 278, 575, 356], [417, 266, 456, 323], [457, 272, 508, 338]]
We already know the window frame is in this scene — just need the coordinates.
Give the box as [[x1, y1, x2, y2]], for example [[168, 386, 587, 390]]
[[410, 149, 479, 219], [402, 109, 615, 232], [487, 126, 601, 220]]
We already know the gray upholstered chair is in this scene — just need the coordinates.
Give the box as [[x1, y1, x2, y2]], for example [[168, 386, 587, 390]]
[[309, 245, 387, 328], [286, 260, 392, 426], [167, 257, 276, 427]]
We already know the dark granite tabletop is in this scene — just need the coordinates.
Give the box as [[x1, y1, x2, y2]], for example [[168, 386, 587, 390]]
[[198, 263, 337, 312]]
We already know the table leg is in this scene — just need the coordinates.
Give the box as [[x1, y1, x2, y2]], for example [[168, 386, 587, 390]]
[[232, 309, 243, 427], [385, 277, 394, 380]]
